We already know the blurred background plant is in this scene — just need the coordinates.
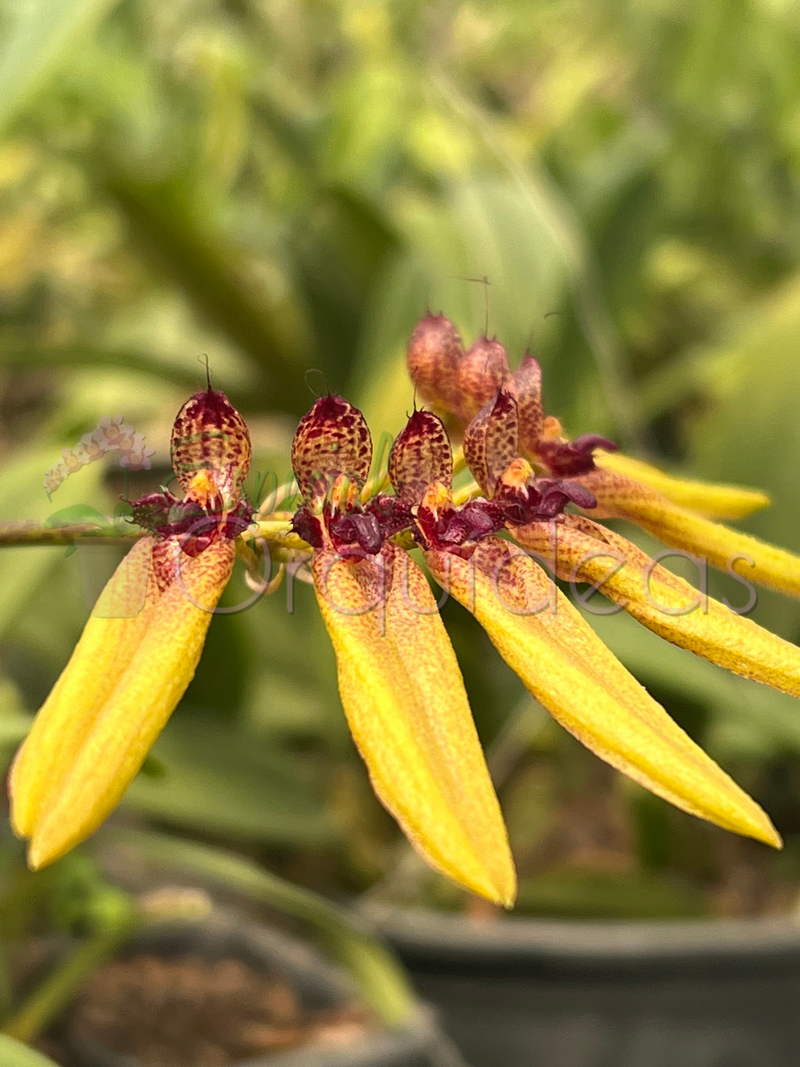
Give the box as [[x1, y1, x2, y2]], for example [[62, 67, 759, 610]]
[[2, 2, 800, 1027]]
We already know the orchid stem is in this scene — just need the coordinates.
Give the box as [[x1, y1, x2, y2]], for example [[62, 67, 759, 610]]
[[0, 524, 142, 547], [1, 912, 136, 1045]]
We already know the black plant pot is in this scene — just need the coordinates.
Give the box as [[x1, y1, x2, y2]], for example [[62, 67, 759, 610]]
[[367, 907, 800, 1067], [59, 913, 456, 1067]]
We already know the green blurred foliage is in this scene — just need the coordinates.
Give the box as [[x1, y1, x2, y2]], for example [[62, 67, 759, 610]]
[[1, 0, 800, 917]]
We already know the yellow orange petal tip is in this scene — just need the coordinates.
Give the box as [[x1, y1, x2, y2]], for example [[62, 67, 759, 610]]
[[595, 451, 771, 519]]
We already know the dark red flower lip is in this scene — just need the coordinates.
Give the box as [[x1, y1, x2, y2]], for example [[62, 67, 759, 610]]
[[130, 490, 254, 556], [536, 435, 618, 478], [291, 495, 414, 559]]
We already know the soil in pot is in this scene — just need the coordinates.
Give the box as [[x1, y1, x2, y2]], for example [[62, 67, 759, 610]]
[[62, 952, 371, 1067], [34, 911, 386, 1067]]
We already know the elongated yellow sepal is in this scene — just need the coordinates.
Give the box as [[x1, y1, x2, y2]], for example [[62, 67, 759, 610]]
[[594, 452, 770, 519], [312, 543, 516, 906], [426, 537, 780, 848], [517, 517, 800, 701], [10, 536, 160, 839], [17, 539, 234, 870], [585, 470, 800, 599]]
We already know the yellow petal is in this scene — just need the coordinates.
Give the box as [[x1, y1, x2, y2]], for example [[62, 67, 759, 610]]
[[26, 539, 235, 869], [585, 469, 800, 598], [595, 452, 770, 519], [516, 517, 800, 701], [427, 537, 780, 848], [10, 536, 159, 839], [312, 544, 516, 906]]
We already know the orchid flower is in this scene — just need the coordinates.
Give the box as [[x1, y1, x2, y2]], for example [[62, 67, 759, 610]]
[[10, 388, 253, 870], [289, 396, 515, 905]]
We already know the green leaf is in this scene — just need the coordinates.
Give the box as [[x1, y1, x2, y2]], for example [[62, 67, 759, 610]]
[[123, 714, 334, 847], [43, 505, 110, 529], [0, 450, 104, 639], [0, 710, 32, 754], [585, 607, 800, 763], [0, 347, 241, 398], [101, 172, 310, 413], [0, 0, 119, 135], [0, 1035, 61, 1067], [516, 865, 707, 919], [353, 176, 571, 443], [0, 675, 31, 757], [668, 273, 800, 639]]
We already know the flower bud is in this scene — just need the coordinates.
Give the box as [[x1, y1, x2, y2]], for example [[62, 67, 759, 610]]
[[457, 337, 510, 420], [463, 390, 519, 497], [406, 314, 464, 413], [504, 354, 544, 459]]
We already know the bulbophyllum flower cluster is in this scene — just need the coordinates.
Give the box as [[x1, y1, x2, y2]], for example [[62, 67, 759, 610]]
[[12, 313, 800, 908]]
